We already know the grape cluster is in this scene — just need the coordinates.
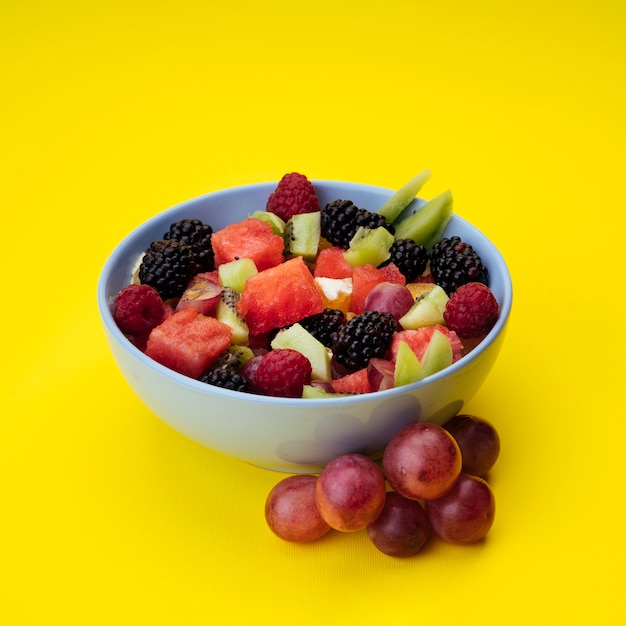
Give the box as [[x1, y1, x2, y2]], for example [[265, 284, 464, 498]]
[[264, 413, 500, 555]]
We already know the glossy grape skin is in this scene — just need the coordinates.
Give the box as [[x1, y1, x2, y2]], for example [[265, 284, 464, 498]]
[[367, 492, 431, 557], [265, 475, 331, 543], [315, 453, 386, 532], [425, 473, 495, 543], [443, 414, 501, 476], [363, 281, 414, 321], [382, 422, 462, 501]]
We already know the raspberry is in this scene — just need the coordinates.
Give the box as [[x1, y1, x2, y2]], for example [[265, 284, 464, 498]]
[[429, 236, 489, 295], [113, 283, 168, 337], [248, 349, 312, 397], [266, 172, 321, 222], [443, 282, 499, 339], [331, 310, 397, 371], [379, 238, 428, 282]]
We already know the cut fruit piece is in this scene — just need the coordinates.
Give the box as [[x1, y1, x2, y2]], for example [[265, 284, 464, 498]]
[[314, 277, 353, 313], [213, 344, 255, 371], [271, 323, 331, 382], [391, 325, 464, 364], [330, 368, 372, 394], [284, 212, 321, 262], [218, 258, 258, 292], [216, 286, 249, 345], [421, 329, 453, 376], [350, 263, 406, 315], [302, 385, 351, 399], [314, 246, 353, 279], [377, 169, 433, 223], [249, 210, 286, 235], [175, 272, 222, 315], [399, 285, 449, 330], [238, 256, 325, 335], [394, 340, 424, 387], [212, 217, 285, 271], [145, 308, 233, 379], [343, 226, 394, 268], [393, 189, 453, 249], [367, 358, 395, 392]]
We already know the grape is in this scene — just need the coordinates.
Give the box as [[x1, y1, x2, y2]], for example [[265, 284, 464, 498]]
[[382, 422, 462, 501], [443, 414, 501, 476], [425, 473, 495, 543], [367, 492, 431, 557], [363, 281, 414, 321], [265, 475, 331, 543], [366, 357, 395, 392], [315, 453, 387, 532]]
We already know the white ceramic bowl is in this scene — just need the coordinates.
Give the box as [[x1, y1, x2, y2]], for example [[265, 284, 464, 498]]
[[98, 181, 512, 472]]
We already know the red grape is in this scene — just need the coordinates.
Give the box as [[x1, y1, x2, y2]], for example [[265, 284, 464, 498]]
[[443, 414, 500, 476], [265, 474, 331, 543], [363, 281, 414, 321], [367, 492, 431, 557], [315, 453, 386, 532], [382, 422, 462, 501], [425, 473, 495, 543]]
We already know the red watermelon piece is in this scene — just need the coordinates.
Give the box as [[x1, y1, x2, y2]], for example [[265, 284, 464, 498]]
[[330, 368, 372, 394], [238, 256, 325, 335], [390, 325, 464, 364], [350, 263, 406, 314], [212, 217, 284, 271], [145, 307, 233, 378], [314, 246, 353, 279]]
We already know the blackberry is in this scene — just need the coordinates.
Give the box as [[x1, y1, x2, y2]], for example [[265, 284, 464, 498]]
[[199, 368, 249, 392], [379, 238, 429, 282], [429, 236, 489, 295], [138, 239, 195, 300], [331, 310, 396, 371], [321, 199, 395, 249], [299, 308, 346, 348], [164, 218, 215, 272]]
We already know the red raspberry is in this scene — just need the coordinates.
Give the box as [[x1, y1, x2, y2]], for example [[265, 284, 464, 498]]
[[443, 282, 499, 339], [113, 283, 169, 337], [248, 349, 312, 398], [266, 172, 320, 222]]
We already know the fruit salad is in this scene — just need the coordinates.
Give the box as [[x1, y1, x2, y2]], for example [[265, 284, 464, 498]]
[[112, 171, 500, 398]]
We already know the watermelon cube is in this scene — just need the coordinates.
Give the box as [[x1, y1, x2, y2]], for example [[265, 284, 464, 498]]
[[314, 246, 353, 279], [330, 368, 372, 394], [211, 217, 284, 271], [145, 307, 233, 378], [238, 256, 325, 335]]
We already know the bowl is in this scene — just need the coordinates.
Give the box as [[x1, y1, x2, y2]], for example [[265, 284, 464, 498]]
[[98, 180, 512, 472]]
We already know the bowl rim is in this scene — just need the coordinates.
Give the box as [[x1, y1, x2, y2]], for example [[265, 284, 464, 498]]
[[97, 179, 513, 408]]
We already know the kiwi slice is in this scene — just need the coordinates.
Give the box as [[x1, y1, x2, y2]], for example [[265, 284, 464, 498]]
[[392, 189, 453, 249], [399, 285, 449, 330], [393, 341, 424, 387], [284, 212, 321, 262], [343, 226, 394, 268], [271, 323, 331, 382], [421, 329, 453, 376], [249, 210, 286, 235], [301, 385, 351, 399], [377, 169, 433, 223], [218, 258, 258, 292], [216, 286, 249, 345]]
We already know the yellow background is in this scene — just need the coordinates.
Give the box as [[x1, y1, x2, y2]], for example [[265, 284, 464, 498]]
[[2, 1, 625, 624]]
